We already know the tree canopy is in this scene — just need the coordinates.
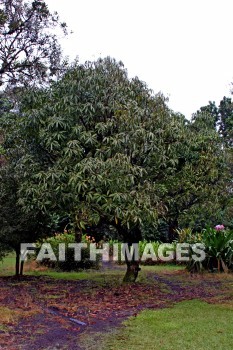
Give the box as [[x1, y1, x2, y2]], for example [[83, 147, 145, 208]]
[[0, 0, 67, 87], [0, 57, 231, 279], [1, 58, 228, 232]]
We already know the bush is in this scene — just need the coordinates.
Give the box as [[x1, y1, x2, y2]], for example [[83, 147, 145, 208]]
[[36, 232, 100, 271]]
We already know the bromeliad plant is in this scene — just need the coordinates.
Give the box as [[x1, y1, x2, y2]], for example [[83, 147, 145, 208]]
[[202, 226, 233, 273], [177, 226, 233, 273]]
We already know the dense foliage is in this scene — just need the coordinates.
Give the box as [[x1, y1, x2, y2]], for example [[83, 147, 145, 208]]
[[0, 56, 232, 279], [193, 97, 233, 229]]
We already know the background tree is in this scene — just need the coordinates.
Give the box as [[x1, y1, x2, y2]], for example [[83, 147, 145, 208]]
[[217, 97, 233, 147], [197, 96, 233, 146], [0, 0, 67, 87], [0, 91, 52, 275], [193, 97, 233, 229], [0, 0, 69, 274], [0, 164, 51, 275]]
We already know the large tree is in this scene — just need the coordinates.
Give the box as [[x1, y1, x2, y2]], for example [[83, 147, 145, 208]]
[[0, 0, 67, 87], [0, 0, 68, 274], [1, 57, 228, 281]]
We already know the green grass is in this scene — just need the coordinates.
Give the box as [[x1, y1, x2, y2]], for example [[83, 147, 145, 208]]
[[141, 264, 184, 272], [81, 300, 233, 350], [27, 268, 152, 285], [0, 252, 184, 279], [27, 269, 125, 281], [0, 252, 15, 275], [26, 264, 184, 283]]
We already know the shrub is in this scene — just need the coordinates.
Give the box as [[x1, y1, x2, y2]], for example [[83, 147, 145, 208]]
[[176, 228, 202, 244], [36, 232, 100, 271], [183, 226, 233, 273]]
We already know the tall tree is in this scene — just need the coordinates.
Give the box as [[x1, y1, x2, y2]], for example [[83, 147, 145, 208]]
[[1, 57, 228, 281], [0, 0, 67, 87]]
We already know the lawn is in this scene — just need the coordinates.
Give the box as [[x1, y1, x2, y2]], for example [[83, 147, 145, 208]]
[[82, 300, 233, 350], [0, 252, 183, 280], [0, 252, 15, 275]]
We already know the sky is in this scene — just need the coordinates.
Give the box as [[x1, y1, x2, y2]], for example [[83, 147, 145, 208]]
[[46, 0, 233, 119]]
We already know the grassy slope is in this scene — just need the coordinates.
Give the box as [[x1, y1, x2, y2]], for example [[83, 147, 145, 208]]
[[82, 300, 233, 350]]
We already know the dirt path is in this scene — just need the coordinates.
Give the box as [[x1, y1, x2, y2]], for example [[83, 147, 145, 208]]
[[0, 270, 232, 350]]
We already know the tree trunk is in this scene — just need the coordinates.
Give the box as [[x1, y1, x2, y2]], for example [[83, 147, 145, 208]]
[[168, 218, 178, 242], [20, 260, 24, 276], [122, 235, 141, 283], [15, 247, 20, 276], [123, 260, 141, 283], [74, 226, 82, 243], [115, 225, 142, 283]]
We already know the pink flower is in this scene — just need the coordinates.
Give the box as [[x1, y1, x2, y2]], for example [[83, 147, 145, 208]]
[[214, 224, 225, 231]]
